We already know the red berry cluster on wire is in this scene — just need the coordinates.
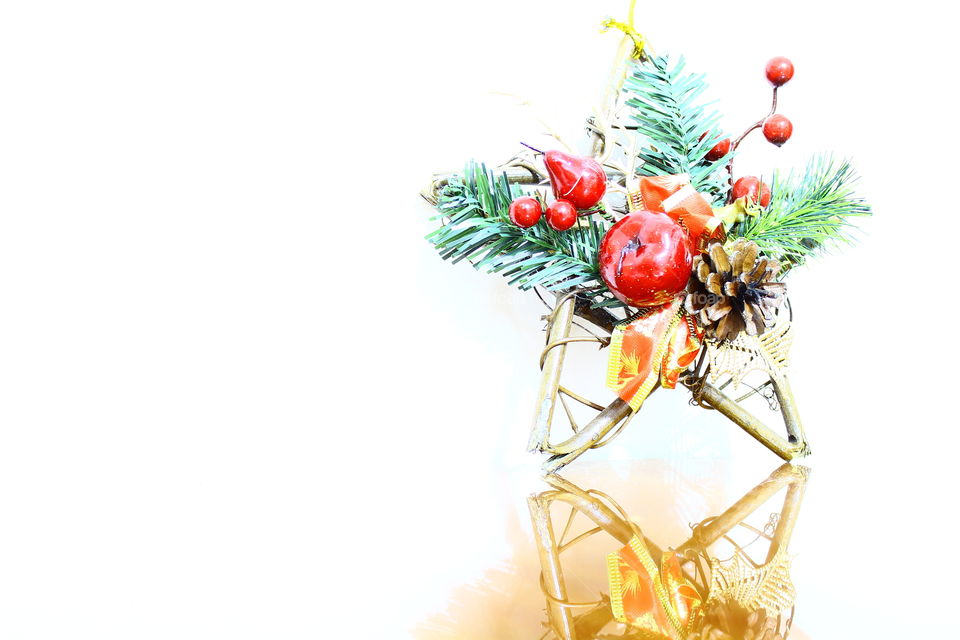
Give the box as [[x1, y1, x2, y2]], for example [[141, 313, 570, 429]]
[[508, 193, 585, 231], [707, 56, 797, 206], [507, 146, 606, 231]]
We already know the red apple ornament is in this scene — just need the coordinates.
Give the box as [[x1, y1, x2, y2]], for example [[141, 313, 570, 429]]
[[599, 210, 694, 308], [543, 150, 606, 210], [545, 199, 577, 231], [508, 196, 542, 228]]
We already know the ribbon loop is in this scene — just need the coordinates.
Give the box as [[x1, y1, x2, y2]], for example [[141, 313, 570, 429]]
[[628, 174, 726, 252], [606, 298, 704, 411]]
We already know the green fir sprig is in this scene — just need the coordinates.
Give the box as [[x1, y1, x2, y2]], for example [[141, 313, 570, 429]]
[[427, 162, 616, 294], [731, 154, 871, 269], [425, 57, 870, 305], [623, 55, 731, 201]]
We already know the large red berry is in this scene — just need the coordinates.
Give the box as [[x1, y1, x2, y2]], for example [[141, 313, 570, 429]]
[[545, 199, 578, 231], [732, 176, 771, 207], [763, 114, 793, 146], [508, 196, 542, 228], [765, 56, 794, 87]]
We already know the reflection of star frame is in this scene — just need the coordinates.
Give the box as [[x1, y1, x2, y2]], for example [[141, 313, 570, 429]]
[[528, 463, 808, 639]]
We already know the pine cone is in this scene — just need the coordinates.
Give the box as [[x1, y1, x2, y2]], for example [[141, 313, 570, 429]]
[[689, 598, 784, 640], [684, 239, 786, 341]]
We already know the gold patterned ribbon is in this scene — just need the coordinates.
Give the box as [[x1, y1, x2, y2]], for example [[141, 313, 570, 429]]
[[608, 535, 703, 638], [606, 298, 704, 411]]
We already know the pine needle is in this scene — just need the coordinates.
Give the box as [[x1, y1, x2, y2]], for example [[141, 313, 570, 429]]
[[623, 55, 731, 202]]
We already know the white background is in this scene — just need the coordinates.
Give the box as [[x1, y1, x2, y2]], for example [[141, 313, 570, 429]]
[[1, 0, 958, 638]]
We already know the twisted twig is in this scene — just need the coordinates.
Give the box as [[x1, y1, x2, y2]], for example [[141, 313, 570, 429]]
[[725, 86, 779, 201]]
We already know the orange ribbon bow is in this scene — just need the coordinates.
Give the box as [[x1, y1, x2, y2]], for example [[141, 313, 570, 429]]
[[606, 298, 704, 411], [630, 174, 726, 252]]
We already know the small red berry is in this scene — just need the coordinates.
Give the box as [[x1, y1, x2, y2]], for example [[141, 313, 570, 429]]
[[763, 115, 793, 147], [509, 196, 542, 228], [545, 199, 578, 231], [765, 56, 794, 87], [732, 176, 772, 207], [705, 137, 731, 161], [699, 132, 731, 162]]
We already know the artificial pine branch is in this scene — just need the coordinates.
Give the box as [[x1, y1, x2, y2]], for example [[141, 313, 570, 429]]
[[427, 162, 625, 299], [730, 154, 871, 269], [623, 55, 731, 201]]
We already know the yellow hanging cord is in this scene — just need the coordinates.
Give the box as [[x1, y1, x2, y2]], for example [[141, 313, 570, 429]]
[[601, 0, 646, 59]]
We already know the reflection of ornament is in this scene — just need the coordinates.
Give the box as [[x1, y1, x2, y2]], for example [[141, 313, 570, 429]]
[[608, 536, 699, 638], [544, 150, 607, 209], [763, 115, 793, 147], [508, 196, 542, 228], [685, 240, 786, 341], [708, 550, 795, 619], [526, 463, 808, 640], [545, 199, 578, 231], [599, 211, 694, 307], [692, 597, 785, 640]]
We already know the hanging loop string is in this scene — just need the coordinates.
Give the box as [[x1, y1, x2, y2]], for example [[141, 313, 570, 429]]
[[600, 18, 646, 60]]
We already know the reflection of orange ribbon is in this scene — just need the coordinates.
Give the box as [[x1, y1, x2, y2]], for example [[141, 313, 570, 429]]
[[608, 535, 703, 638], [629, 174, 726, 252], [606, 298, 704, 411]]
